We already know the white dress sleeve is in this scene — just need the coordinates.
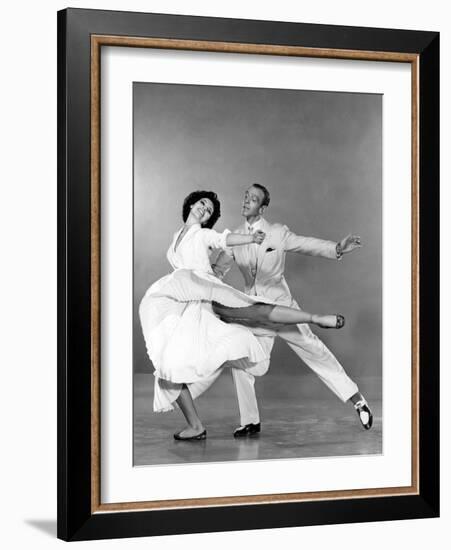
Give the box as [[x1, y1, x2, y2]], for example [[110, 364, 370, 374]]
[[201, 228, 231, 250]]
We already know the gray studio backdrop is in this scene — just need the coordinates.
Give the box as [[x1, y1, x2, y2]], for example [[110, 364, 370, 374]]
[[133, 82, 382, 387]]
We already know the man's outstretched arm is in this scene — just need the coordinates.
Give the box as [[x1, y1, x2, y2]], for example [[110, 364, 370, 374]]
[[283, 226, 362, 259]]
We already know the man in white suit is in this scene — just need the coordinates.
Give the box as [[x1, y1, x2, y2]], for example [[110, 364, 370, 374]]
[[213, 183, 373, 437]]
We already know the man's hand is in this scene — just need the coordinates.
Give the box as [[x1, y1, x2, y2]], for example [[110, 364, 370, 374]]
[[252, 230, 266, 245], [338, 234, 362, 256]]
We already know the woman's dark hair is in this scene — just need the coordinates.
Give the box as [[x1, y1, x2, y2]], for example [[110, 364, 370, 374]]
[[182, 190, 221, 229]]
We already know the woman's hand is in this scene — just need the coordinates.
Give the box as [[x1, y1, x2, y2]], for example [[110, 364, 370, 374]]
[[253, 230, 266, 245]]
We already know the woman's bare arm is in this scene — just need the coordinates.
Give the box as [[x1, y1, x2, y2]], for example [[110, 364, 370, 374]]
[[225, 230, 265, 247]]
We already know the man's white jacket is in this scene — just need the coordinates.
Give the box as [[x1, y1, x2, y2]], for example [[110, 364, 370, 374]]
[[213, 217, 339, 305]]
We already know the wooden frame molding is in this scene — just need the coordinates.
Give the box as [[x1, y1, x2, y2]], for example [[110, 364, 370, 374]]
[[90, 34, 420, 515]]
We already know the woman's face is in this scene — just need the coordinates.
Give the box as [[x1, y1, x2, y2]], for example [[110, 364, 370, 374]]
[[190, 197, 214, 225]]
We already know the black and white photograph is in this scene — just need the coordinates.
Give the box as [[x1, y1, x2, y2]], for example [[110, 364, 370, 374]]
[[133, 82, 382, 466]]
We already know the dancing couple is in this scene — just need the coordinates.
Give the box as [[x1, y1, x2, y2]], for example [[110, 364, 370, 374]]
[[139, 185, 373, 441]]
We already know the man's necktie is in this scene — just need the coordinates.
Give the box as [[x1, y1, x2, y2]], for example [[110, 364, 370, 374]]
[[248, 225, 257, 279]]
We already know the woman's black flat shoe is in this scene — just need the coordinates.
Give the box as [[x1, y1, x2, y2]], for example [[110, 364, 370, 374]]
[[174, 429, 207, 441], [336, 314, 345, 329]]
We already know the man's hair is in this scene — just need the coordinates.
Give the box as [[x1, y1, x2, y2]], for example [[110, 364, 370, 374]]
[[251, 183, 270, 207], [182, 190, 221, 229]]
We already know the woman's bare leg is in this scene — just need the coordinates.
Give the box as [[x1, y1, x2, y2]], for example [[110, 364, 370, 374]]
[[174, 384, 206, 438], [213, 302, 343, 329], [266, 305, 343, 328]]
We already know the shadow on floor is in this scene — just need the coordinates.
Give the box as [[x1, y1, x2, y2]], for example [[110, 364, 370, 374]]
[[25, 519, 57, 538]]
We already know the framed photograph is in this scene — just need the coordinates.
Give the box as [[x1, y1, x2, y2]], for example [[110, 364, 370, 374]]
[[57, 8, 439, 541]]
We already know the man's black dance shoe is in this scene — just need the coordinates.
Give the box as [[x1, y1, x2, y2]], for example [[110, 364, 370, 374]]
[[354, 399, 373, 430], [233, 423, 261, 438]]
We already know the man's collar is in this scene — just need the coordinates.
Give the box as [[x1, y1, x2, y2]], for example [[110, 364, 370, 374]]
[[245, 217, 265, 231]]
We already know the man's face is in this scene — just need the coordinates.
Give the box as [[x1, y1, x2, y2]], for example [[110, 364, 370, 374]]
[[241, 186, 266, 218]]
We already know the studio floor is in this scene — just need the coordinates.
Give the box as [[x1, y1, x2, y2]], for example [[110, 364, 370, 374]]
[[133, 371, 382, 466]]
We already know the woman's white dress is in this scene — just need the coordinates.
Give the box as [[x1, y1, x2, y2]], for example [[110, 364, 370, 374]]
[[139, 223, 272, 412]]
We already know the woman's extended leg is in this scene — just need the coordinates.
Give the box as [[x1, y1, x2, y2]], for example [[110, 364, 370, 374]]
[[174, 384, 207, 440], [213, 302, 344, 329], [266, 305, 344, 328]]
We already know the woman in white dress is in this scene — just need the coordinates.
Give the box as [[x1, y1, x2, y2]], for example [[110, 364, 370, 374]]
[[139, 191, 344, 440]]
